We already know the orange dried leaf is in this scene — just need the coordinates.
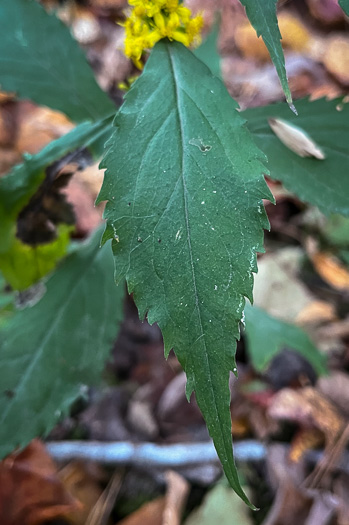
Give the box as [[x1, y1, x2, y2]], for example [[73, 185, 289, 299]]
[[269, 387, 344, 447], [0, 439, 81, 525], [117, 497, 165, 525], [235, 12, 310, 60], [289, 427, 324, 463], [311, 252, 349, 291], [323, 36, 349, 86]]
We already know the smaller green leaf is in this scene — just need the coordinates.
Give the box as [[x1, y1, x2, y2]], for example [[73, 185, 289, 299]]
[[339, 0, 349, 16], [239, 0, 294, 110], [244, 303, 327, 375], [244, 97, 349, 216], [323, 215, 349, 248], [0, 228, 124, 459], [0, 224, 72, 291], [194, 19, 222, 79], [0, 0, 115, 122], [184, 481, 252, 525]]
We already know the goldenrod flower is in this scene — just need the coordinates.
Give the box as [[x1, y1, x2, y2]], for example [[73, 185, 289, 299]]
[[123, 0, 203, 68]]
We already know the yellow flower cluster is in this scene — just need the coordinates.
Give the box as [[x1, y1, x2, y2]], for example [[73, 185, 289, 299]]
[[123, 0, 203, 68]]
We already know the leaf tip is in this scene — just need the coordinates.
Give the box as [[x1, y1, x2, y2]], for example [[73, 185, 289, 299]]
[[288, 102, 298, 116]]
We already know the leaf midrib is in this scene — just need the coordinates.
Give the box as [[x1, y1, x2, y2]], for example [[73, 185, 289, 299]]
[[167, 43, 231, 458]]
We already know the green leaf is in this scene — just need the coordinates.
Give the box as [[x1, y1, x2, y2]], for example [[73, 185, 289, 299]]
[[244, 97, 349, 216], [194, 19, 222, 79], [323, 215, 349, 248], [339, 0, 349, 16], [239, 0, 293, 109], [184, 481, 252, 525], [244, 304, 327, 375], [0, 116, 112, 254], [0, 0, 115, 122], [0, 229, 124, 458], [99, 40, 272, 506], [0, 224, 73, 291], [0, 273, 15, 328]]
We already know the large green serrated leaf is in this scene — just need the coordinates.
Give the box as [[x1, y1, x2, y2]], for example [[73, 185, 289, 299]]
[[0, 229, 124, 458], [239, 0, 293, 109], [244, 97, 349, 216], [339, 0, 349, 16], [244, 304, 327, 375], [0, 116, 113, 254], [99, 40, 272, 506], [0, 0, 115, 122]]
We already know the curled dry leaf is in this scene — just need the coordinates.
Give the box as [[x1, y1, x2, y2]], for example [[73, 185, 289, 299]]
[[16, 105, 74, 156], [311, 252, 349, 291], [58, 461, 106, 525], [269, 387, 345, 447], [289, 427, 324, 463], [0, 439, 81, 525], [268, 118, 325, 159], [163, 471, 190, 525]]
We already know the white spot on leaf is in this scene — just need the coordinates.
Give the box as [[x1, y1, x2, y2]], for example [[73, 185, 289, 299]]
[[268, 118, 325, 160]]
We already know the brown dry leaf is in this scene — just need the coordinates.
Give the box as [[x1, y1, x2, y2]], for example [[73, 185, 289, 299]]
[[334, 473, 349, 525], [0, 91, 15, 103], [116, 497, 166, 525], [279, 13, 311, 52], [0, 148, 21, 176], [307, 0, 345, 24], [311, 251, 349, 291], [323, 35, 349, 86], [235, 12, 310, 61], [63, 175, 103, 237], [296, 300, 336, 325], [231, 416, 250, 438], [16, 105, 74, 155], [86, 470, 122, 525], [234, 21, 271, 61], [89, 0, 127, 9], [263, 445, 313, 525], [268, 387, 345, 447], [289, 427, 324, 463], [0, 439, 81, 525], [163, 471, 190, 525], [58, 461, 106, 525], [318, 371, 349, 418]]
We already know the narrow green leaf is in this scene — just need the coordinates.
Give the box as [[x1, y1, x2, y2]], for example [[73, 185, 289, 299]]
[[99, 41, 272, 506], [0, 229, 124, 458], [244, 97, 349, 216], [0, 116, 113, 254], [239, 0, 293, 109], [0, 0, 115, 122], [339, 0, 349, 16], [244, 304, 327, 375]]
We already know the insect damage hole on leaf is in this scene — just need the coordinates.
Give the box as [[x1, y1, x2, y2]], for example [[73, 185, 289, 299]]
[[189, 138, 212, 152]]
